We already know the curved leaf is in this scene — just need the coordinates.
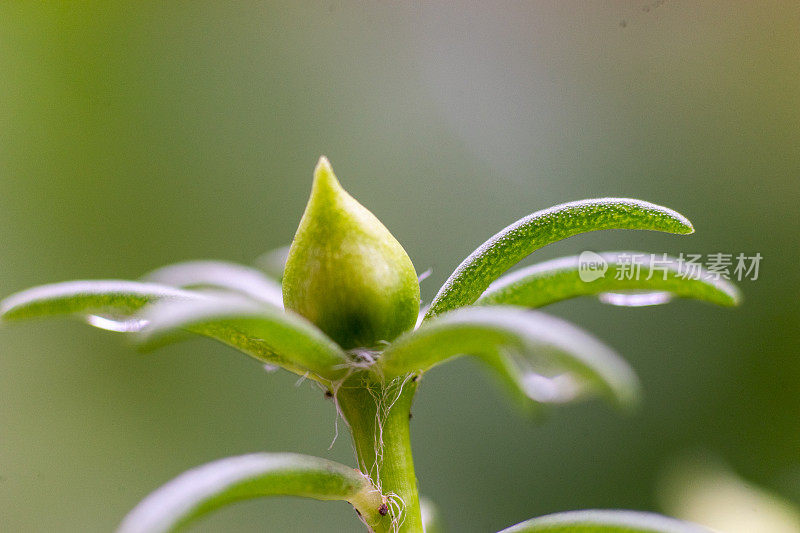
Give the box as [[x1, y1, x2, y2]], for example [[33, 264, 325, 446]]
[[142, 260, 284, 307], [497, 510, 711, 533], [477, 252, 740, 309], [117, 453, 387, 533], [425, 198, 694, 319], [0, 280, 198, 331], [377, 307, 639, 409], [136, 297, 350, 380]]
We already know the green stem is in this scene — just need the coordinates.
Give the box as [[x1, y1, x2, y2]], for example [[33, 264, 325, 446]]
[[336, 372, 423, 533]]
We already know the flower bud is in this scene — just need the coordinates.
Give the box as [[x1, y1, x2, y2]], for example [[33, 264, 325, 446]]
[[282, 157, 420, 349]]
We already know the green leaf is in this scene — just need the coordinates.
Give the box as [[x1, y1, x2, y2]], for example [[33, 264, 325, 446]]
[[497, 510, 711, 532], [142, 260, 284, 307], [136, 297, 350, 380], [425, 198, 694, 319], [376, 307, 639, 409], [477, 252, 741, 309], [0, 280, 198, 331], [117, 453, 387, 533]]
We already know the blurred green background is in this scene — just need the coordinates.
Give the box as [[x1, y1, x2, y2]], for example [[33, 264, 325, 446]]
[[1, 2, 798, 531]]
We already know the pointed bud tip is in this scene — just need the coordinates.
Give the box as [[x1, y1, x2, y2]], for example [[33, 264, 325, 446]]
[[312, 156, 342, 195], [315, 155, 332, 174]]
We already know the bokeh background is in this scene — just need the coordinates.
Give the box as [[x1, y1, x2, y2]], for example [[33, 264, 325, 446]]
[[1, 2, 798, 531]]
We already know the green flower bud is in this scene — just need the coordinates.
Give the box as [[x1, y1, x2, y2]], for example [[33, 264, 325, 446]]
[[282, 157, 420, 349]]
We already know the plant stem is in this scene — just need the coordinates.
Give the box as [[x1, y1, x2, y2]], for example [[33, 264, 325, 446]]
[[336, 373, 423, 533]]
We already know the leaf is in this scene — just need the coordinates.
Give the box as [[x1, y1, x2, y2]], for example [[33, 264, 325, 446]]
[[0, 280, 198, 331], [136, 297, 350, 380], [142, 260, 284, 307], [477, 252, 741, 309], [496, 510, 712, 533], [376, 307, 639, 409], [116, 453, 387, 533], [425, 198, 694, 319]]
